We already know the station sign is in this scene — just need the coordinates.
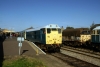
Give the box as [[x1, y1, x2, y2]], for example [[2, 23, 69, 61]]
[[17, 37, 24, 41]]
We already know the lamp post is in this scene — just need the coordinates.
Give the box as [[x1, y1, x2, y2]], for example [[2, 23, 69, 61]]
[[10, 27, 14, 39]]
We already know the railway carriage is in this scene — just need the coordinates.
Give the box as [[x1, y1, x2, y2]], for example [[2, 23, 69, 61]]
[[91, 26, 100, 50], [91, 26, 100, 43], [24, 24, 62, 52]]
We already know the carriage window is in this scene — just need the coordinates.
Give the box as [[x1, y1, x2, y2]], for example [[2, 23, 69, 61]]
[[92, 30, 94, 34], [41, 28, 45, 34], [34, 31, 36, 34], [97, 30, 100, 34], [36, 30, 39, 35], [93, 30, 95, 34], [47, 28, 51, 33], [58, 29, 61, 33], [52, 28, 57, 31]]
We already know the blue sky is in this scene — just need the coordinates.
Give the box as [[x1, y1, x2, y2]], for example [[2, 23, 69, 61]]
[[0, 0, 100, 31]]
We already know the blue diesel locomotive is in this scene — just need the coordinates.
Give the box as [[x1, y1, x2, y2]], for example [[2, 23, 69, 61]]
[[24, 24, 62, 52]]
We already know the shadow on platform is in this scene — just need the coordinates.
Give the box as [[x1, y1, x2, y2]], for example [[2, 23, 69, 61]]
[[21, 50, 29, 55]]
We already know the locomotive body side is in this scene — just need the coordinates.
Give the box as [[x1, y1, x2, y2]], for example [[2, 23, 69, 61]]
[[26, 29, 41, 42]]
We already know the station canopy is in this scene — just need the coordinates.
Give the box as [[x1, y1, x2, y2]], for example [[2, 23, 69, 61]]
[[2, 29, 15, 33]]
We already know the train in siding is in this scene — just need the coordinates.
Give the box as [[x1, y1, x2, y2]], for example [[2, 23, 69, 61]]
[[90, 26, 100, 50], [24, 24, 62, 52], [62, 29, 91, 47], [62, 25, 100, 51]]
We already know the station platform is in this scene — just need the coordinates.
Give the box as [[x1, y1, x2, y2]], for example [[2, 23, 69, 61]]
[[3, 37, 44, 56], [1, 37, 72, 67]]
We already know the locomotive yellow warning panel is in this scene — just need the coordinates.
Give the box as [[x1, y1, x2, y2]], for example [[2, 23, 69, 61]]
[[80, 35, 91, 43], [46, 28, 62, 44], [80, 30, 91, 43]]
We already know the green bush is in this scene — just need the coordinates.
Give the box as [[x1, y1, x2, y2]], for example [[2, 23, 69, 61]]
[[2, 56, 47, 67]]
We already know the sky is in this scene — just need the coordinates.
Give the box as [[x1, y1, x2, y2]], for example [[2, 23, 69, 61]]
[[0, 0, 100, 32]]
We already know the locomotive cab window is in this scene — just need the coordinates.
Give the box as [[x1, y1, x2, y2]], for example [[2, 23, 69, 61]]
[[58, 29, 61, 33], [47, 28, 51, 33], [87, 31, 90, 34], [81, 31, 87, 34], [97, 30, 100, 34], [52, 28, 57, 31]]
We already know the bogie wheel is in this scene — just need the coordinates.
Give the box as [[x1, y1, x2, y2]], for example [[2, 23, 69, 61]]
[[47, 47, 54, 53], [55, 47, 60, 53]]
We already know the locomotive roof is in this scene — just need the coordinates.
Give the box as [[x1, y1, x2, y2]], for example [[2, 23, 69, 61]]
[[93, 26, 100, 30], [26, 24, 60, 32]]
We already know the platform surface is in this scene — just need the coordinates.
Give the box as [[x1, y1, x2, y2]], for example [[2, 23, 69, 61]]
[[3, 37, 37, 56]]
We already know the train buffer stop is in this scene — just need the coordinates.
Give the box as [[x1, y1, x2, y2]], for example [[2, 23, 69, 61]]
[[3, 37, 46, 56]]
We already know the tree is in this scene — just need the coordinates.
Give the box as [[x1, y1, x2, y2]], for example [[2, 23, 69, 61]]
[[66, 26, 74, 29], [90, 21, 95, 29]]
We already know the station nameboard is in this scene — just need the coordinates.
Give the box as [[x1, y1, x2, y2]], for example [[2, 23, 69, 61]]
[[17, 37, 24, 41]]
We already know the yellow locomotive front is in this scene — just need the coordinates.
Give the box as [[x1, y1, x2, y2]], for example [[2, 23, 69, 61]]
[[46, 28, 62, 45], [44, 24, 62, 52], [80, 30, 91, 45]]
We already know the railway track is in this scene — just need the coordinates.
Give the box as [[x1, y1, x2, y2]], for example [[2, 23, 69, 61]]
[[51, 53, 99, 67], [62, 46, 100, 56], [60, 46, 100, 67]]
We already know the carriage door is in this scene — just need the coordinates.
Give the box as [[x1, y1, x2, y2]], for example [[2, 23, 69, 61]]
[[40, 28, 46, 44]]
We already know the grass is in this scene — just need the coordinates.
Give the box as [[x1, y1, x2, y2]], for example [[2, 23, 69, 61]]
[[2, 55, 47, 67]]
